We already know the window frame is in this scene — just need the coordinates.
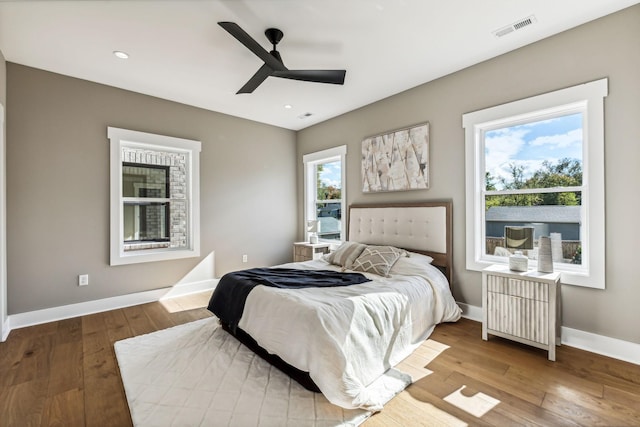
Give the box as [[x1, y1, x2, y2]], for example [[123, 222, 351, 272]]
[[303, 145, 347, 243], [108, 127, 201, 266], [463, 79, 607, 288]]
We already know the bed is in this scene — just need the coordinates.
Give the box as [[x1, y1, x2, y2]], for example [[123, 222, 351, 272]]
[[207, 201, 461, 411]]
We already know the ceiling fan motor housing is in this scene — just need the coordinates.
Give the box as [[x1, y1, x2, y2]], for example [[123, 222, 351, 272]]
[[265, 28, 284, 46]]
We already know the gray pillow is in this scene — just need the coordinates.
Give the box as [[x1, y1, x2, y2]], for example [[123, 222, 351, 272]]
[[351, 245, 407, 277], [325, 241, 367, 268]]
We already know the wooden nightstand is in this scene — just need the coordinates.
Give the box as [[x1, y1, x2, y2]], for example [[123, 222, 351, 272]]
[[482, 264, 562, 361], [293, 242, 330, 262]]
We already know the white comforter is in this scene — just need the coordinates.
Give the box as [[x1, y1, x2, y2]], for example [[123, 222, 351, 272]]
[[237, 257, 462, 411]]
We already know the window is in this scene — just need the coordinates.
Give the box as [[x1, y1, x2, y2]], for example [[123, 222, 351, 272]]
[[463, 79, 607, 288], [108, 127, 201, 265], [303, 146, 346, 243], [123, 164, 170, 248]]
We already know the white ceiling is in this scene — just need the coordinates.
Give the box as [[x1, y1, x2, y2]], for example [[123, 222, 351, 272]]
[[0, 0, 637, 131]]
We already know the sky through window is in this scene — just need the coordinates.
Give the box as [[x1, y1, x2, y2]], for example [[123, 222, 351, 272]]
[[485, 113, 582, 190]]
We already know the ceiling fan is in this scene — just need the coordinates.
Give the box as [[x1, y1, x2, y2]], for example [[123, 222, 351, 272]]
[[218, 22, 346, 94]]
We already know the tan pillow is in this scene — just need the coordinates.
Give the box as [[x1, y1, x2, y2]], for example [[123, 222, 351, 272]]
[[351, 245, 407, 277], [324, 241, 367, 268]]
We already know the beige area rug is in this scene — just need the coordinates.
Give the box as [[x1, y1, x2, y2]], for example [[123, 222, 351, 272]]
[[114, 317, 410, 427]]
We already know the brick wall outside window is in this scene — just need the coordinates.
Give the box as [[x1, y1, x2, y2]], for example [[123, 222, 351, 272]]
[[122, 147, 188, 251]]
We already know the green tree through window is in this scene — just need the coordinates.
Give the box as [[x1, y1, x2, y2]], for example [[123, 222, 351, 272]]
[[486, 158, 582, 209]]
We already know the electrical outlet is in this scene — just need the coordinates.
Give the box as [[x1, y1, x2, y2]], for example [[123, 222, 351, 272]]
[[242, 254, 248, 263], [78, 274, 89, 286]]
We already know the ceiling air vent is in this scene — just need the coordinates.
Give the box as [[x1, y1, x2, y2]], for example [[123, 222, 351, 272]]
[[493, 15, 537, 38]]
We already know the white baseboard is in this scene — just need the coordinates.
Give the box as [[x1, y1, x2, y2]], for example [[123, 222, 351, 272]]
[[7, 279, 218, 332], [1, 318, 9, 342], [561, 326, 640, 365], [455, 301, 639, 366], [457, 302, 482, 322], [160, 278, 218, 300]]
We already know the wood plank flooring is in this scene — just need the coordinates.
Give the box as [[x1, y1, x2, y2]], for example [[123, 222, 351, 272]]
[[1, 291, 638, 426]]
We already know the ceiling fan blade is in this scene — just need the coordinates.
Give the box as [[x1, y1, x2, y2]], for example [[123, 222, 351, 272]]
[[272, 69, 346, 85], [237, 64, 273, 94], [218, 22, 286, 72]]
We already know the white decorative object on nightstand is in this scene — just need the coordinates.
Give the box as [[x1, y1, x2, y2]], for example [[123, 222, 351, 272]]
[[293, 242, 330, 262], [508, 251, 528, 272], [482, 264, 562, 361]]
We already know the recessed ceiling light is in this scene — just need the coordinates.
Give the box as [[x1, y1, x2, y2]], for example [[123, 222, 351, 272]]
[[284, 104, 293, 109], [113, 50, 129, 59]]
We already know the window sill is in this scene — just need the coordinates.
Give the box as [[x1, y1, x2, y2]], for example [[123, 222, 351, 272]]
[[123, 242, 171, 252], [111, 247, 200, 266]]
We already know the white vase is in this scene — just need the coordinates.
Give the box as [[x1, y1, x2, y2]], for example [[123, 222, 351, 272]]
[[538, 236, 554, 273], [550, 232, 563, 262]]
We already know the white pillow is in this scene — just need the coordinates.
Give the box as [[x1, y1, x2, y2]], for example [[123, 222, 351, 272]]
[[390, 251, 435, 275], [406, 251, 434, 264]]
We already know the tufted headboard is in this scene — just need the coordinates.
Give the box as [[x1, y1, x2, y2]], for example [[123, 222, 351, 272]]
[[348, 201, 453, 287]]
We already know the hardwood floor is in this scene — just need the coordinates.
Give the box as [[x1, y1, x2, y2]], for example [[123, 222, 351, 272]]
[[1, 291, 638, 426]]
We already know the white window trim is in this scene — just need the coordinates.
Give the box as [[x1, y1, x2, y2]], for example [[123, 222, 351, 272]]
[[108, 127, 201, 265], [463, 78, 607, 289], [303, 145, 347, 242], [0, 104, 7, 341]]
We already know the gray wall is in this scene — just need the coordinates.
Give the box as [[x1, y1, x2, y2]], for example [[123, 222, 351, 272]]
[[297, 5, 640, 345], [6, 64, 297, 314], [0, 49, 5, 105], [1, 49, 6, 333]]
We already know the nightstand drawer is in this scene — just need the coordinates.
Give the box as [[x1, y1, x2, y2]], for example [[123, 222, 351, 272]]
[[293, 242, 330, 262], [486, 292, 549, 344], [486, 275, 549, 302], [295, 246, 311, 258]]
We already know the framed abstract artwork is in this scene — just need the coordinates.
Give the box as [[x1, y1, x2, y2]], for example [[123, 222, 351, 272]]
[[361, 122, 429, 193]]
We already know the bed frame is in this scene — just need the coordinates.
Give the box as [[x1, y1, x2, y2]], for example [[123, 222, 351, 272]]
[[348, 200, 453, 287], [220, 200, 454, 393]]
